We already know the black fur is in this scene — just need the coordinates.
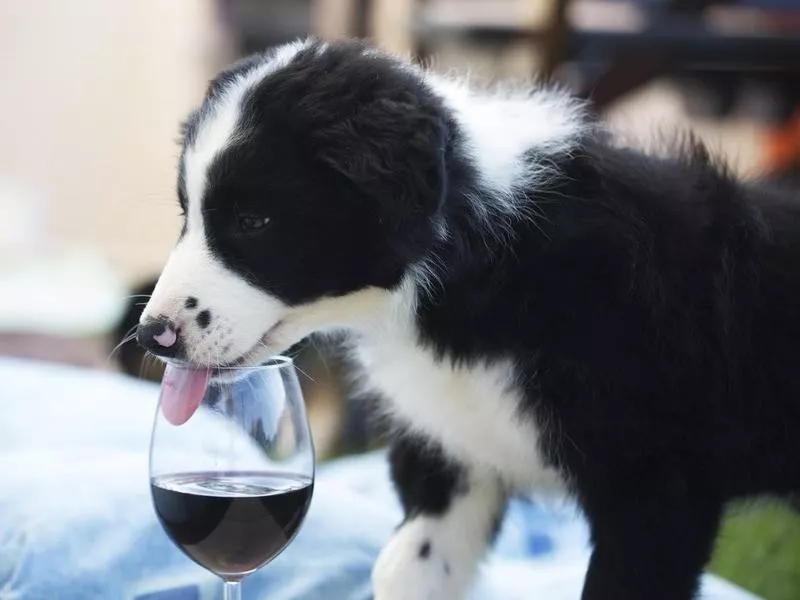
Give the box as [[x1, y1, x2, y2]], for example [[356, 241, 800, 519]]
[[411, 135, 800, 598], [195, 309, 211, 329], [418, 541, 431, 559], [412, 139, 800, 598], [389, 435, 467, 519], [170, 40, 799, 599]]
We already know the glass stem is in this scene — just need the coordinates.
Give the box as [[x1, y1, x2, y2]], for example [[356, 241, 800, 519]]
[[223, 580, 242, 600]]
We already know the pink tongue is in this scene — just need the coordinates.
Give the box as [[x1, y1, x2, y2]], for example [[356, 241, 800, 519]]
[[160, 364, 211, 425]]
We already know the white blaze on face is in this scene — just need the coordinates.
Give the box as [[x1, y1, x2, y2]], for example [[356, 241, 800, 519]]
[[143, 231, 286, 365], [140, 41, 314, 366]]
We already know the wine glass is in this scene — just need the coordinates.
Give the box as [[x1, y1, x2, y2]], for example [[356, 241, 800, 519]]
[[149, 357, 315, 600]]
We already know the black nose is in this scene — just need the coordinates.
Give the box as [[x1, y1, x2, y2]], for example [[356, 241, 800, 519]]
[[137, 318, 181, 357]]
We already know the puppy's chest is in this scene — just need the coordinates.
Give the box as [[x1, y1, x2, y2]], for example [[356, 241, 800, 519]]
[[357, 337, 550, 488]]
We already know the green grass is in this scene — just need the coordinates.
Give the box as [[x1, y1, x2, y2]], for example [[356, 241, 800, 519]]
[[709, 502, 800, 600]]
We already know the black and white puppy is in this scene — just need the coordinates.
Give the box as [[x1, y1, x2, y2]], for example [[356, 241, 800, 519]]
[[138, 39, 800, 600]]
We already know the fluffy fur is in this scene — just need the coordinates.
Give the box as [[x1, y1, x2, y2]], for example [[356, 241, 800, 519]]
[[138, 39, 800, 600]]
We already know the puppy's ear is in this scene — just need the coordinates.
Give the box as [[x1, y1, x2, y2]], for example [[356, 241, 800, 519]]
[[313, 96, 448, 222]]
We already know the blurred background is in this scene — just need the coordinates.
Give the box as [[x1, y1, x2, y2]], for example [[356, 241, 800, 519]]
[[1, 1, 798, 598]]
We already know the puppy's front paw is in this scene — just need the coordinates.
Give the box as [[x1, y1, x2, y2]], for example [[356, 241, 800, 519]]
[[372, 519, 471, 600]]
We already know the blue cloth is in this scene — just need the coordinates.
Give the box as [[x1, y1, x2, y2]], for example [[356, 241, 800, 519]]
[[0, 358, 759, 599]]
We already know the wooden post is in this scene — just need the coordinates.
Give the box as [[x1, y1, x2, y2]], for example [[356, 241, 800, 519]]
[[369, 0, 416, 57], [311, 0, 360, 40]]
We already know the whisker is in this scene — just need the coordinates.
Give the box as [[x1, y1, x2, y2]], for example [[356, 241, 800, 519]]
[[307, 337, 331, 376], [205, 347, 214, 370], [106, 328, 139, 363], [293, 365, 315, 383], [140, 351, 158, 380], [271, 342, 315, 382]]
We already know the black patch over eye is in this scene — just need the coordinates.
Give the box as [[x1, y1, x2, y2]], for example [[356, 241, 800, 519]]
[[238, 215, 271, 233]]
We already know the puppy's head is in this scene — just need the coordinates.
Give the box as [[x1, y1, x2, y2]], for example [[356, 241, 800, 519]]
[[138, 40, 450, 367]]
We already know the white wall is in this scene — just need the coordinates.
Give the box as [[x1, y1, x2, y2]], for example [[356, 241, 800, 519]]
[[0, 0, 222, 283]]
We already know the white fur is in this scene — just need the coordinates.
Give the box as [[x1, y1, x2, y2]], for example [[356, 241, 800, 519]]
[[357, 281, 565, 600], [143, 229, 287, 365], [428, 76, 585, 199], [419, 70, 587, 261], [356, 278, 565, 493], [183, 39, 312, 209], [372, 469, 505, 600]]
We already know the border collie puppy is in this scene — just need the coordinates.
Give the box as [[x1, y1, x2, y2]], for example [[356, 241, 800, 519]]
[[137, 39, 800, 599]]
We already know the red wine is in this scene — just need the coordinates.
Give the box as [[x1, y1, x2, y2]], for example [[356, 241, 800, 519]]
[[151, 471, 313, 578]]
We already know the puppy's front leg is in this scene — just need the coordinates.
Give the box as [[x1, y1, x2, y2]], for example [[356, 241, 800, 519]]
[[372, 436, 506, 600]]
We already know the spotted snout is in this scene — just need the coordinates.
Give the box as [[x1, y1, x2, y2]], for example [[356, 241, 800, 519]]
[[137, 296, 214, 359]]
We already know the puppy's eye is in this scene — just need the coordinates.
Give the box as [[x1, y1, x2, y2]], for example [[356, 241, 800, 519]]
[[239, 215, 271, 232]]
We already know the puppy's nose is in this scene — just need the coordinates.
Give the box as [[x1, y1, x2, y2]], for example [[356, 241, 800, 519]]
[[137, 318, 180, 357]]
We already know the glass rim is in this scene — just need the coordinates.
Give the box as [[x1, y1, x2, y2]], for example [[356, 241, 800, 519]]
[[164, 355, 294, 373], [213, 355, 294, 372]]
